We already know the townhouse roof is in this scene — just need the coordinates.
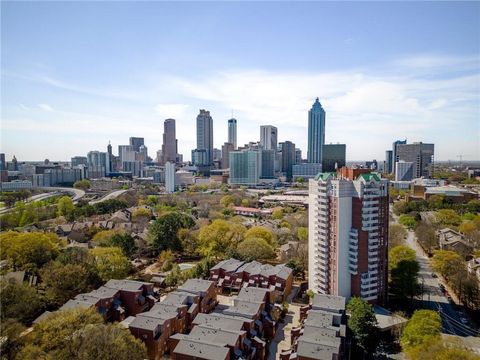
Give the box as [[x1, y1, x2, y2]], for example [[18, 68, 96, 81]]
[[178, 279, 214, 295], [187, 325, 245, 347], [218, 300, 262, 319], [149, 302, 186, 317], [173, 339, 230, 360], [74, 294, 101, 305], [129, 313, 166, 331], [236, 287, 269, 303], [60, 299, 94, 311], [89, 286, 120, 299], [311, 293, 346, 313], [210, 258, 245, 272], [192, 313, 247, 331], [104, 279, 152, 292], [162, 291, 196, 305], [33, 311, 53, 324], [296, 339, 340, 360], [305, 310, 336, 327]]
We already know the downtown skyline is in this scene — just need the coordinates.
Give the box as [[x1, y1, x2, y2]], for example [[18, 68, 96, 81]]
[[2, 1, 479, 162]]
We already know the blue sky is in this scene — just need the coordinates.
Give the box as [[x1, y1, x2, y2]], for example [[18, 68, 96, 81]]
[[1, 1, 479, 162]]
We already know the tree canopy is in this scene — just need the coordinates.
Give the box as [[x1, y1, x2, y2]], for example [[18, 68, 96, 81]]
[[57, 196, 75, 218], [73, 179, 91, 190], [0, 279, 45, 325], [430, 250, 464, 279], [347, 297, 379, 354], [89, 247, 130, 281], [148, 212, 195, 254], [400, 310, 441, 355], [198, 219, 246, 257], [237, 237, 275, 261], [389, 246, 420, 303], [244, 226, 276, 246], [0, 231, 63, 270]]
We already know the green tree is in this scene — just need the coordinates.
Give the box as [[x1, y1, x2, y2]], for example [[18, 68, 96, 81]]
[[430, 250, 464, 279], [92, 230, 117, 246], [0, 231, 63, 270], [241, 198, 249, 207], [198, 220, 246, 258], [0, 319, 27, 360], [285, 258, 305, 279], [237, 237, 275, 261], [158, 250, 175, 271], [244, 226, 276, 246], [435, 209, 461, 227], [272, 208, 284, 220], [40, 261, 90, 307], [73, 179, 91, 191], [393, 201, 408, 215], [0, 279, 45, 325], [148, 212, 195, 254], [399, 214, 417, 229], [89, 247, 130, 281], [389, 223, 407, 248], [20, 308, 101, 359], [220, 195, 235, 207], [110, 233, 137, 257], [400, 310, 441, 354], [132, 207, 152, 222], [297, 227, 308, 242], [459, 221, 477, 236], [347, 297, 379, 354], [57, 196, 75, 217], [389, 246, 420, 302]]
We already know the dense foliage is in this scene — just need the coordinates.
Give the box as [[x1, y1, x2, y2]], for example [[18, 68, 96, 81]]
[[148, 212, 195, 254], [347, 297, 379, 354]]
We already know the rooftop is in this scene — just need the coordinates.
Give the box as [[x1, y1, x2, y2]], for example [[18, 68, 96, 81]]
[[311, 293, 346, 313], [129, 313, 165, 331], [218, 300, 262, 319], [104, 279, 152, 292], [236, 287, 269, 303], [178, 279, 214, 295], [173, 339, 230, 360], [210, 258, 244, 272], [193, 313, 247, 331], [296, 339, 340, 360]]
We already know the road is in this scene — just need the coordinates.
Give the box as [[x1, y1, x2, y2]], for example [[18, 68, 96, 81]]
[[405, 229, 479, 337], [89, 189, 128, 205]]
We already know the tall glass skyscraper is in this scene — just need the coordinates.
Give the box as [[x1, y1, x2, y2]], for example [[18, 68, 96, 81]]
[[196, 110, 214, 166], [228, 118, 237, 149], [307, 98, 326, 164]]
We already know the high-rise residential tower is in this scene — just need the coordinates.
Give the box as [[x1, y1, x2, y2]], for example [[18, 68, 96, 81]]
[[281, 141, 296, 182], [307, 98, 326, 164], [161, 119, 178, 165], [195, 110, 214, 166], [308, 168, 389, 305], [228, 118, 237, 149]]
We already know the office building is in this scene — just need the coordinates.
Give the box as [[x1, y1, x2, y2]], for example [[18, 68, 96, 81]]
[[261, 149, 275, 179], [385, 150, 393, 174], [191, 149, 208, 167], [229, 150, 262, 186], [392, 140, 407, 172], [137, 145, 148, 162], [107, 142, 113, 174], [195, 110, 214, 166], [129, 137, 144, 152], [122, 161, 142, 177], [322, 144, 346, 172], [295, 148, 302, 164], [87, 151, 107, 178], [71, 156, 88, 167], [308, 168, 389, 305], [165, 162, 175, 193], [292, 163, 322, 180], [260, 125, 278, 151], [228, 118, 237, 149], [281, 141, 296, 182], [161, 119, 178, 165], [395, 161, 414, 181], [213, 148, 222, 162], [118, 145, 136, 163], [307, 98, 326, 164], [0, 153, 5, 171], [395, 142, 435, 178], [221, 142, 234, 169]]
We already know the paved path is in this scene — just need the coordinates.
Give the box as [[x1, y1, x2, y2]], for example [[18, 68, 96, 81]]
[[268, 303, 301, 360]]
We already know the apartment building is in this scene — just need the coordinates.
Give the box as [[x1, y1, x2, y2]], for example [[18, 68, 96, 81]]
[[308, 168, 389, 305]]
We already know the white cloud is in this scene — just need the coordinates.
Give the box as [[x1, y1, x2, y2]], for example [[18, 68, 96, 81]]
[[38, 103, 54, 112]]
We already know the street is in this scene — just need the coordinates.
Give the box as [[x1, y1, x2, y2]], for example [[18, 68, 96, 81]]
[[405, 229, 479, 337]]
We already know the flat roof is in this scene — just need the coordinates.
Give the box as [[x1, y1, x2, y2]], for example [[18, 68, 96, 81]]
[[104, 279, 152, 292], [218, 300, 262, 319], [173, 339, 229, 360], [311, 293, 346, 313], [297, 339, 340, 359], [210, 258, 244, 272], [237, 287, 269, 303], [192, 313, 247, 331], [178, 279, 214, 295], [129, 314, 166, 331]]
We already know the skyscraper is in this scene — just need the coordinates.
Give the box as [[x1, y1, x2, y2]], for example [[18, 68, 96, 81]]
[[195, 110, 214, 166], [107, 142, 113, 174], [228, 118, 237, 149], [161, 119, 178, 165], [229, 149, 262, 186], [308, 168, 389, 305], [129, 137, 144, 152], [221, 142, 234, 169], [395, 142, 435, 178], [165, 162, 175, 193], [260, 125, 278, 151], [307, 98, 326, 164], [322, 144, 346, 172], [281, 141, 296, 182]]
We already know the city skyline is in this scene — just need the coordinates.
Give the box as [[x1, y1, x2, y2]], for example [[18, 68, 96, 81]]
[[2, 2, 479, 161]]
